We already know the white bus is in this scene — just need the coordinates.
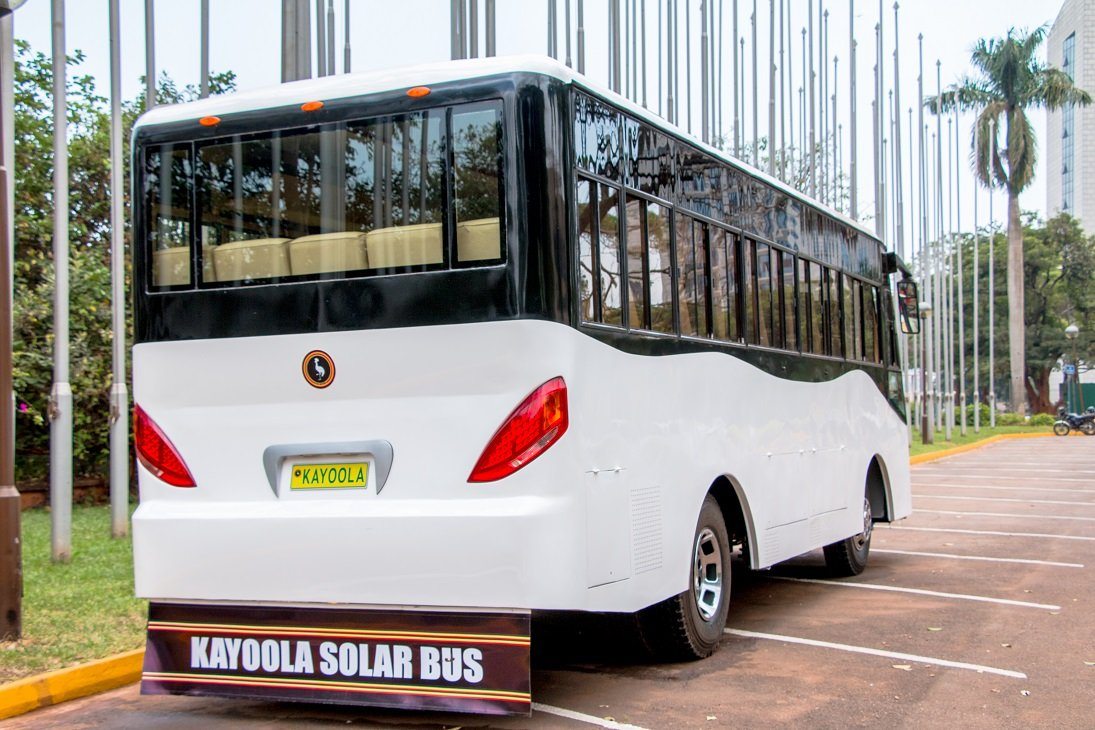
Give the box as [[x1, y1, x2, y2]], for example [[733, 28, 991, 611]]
[[132, 56, 914, 713]]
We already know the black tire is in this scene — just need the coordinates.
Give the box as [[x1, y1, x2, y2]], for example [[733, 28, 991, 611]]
[[823, 496, 873, 577], [637, 495, 731, 661], [1080, 421, 1095, 436], [1054, 422, 1071, 437]]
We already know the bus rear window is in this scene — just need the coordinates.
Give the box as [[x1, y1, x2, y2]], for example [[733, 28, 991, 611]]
[[145, 145, 194, 288], [145, 100, 504, 291]]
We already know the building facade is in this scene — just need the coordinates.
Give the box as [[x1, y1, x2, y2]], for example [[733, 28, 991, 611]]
[[1047, 0, 1095, 232]]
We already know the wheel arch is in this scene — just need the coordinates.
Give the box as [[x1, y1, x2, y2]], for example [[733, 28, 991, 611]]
[[707, 475, 760, 570], [867, 454, 893, 522]]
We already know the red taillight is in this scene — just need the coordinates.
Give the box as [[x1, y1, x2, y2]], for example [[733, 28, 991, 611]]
[[468, 377, 569, 483], [134, 405, 196, 487]]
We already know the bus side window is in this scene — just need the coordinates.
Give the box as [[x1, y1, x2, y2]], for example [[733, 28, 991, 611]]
[[755, 242, 772, 347], [647, 202, 674, 334], [808, 261, 824, 356], [576, 178, 598, 322], [675, 215, 697, 337], [782, 250, 797, 351], [826, 267, 841, 357], [453, 103, 504, 263], [709, 226, 730, 341], [743, 239, 757, 345], [147, 145, 193, 289], [626, 197, 648, 329], [864, 284, 879, 363], [598, 184, 623, 326]]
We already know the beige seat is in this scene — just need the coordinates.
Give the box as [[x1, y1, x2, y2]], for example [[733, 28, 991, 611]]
[[212, 238, 291, 282], [151, 246, 191, 287], [367, 223, 443, 268], [289, 232, 369, 275], [456, 217, 501, 262]]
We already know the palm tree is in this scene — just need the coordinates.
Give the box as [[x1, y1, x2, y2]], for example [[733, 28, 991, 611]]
[[928, 27, 1090, 414]]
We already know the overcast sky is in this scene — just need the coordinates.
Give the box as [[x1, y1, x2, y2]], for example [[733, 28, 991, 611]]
[[10, 0, 1067, 251]]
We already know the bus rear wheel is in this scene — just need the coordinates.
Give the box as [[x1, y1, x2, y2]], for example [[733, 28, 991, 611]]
[[638, 495, 730, 661], [823, 496, 873, 577]]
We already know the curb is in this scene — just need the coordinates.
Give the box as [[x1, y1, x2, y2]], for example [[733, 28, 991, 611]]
[[0, 649, 144, 721], [909, 431, 1056, 465]]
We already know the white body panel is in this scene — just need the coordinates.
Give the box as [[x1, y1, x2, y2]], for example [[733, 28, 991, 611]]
[[133, 320, 910, 613]]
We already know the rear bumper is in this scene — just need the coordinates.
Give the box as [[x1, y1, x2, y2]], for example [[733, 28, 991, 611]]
[[133, 492, 589, 611]]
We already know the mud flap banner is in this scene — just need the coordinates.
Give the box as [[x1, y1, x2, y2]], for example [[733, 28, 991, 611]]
[[141, 602, 531, 716]]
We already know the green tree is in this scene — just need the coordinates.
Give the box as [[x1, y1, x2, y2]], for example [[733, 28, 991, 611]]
[[956, 214, 1094, 413], [12, 39, 235, 480], [928, 26, 1091, 414]]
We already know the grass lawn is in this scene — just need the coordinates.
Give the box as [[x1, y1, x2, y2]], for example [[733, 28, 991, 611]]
[[0, 505, 146, 684], [908, 423, 1051, 457]]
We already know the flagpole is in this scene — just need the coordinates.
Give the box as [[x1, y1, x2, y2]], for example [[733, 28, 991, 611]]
[[954, 104, 966, 435], [973, 173, 980, 432], [108, 0, 128, 538], [767, 0, 776, 174], [849, 0, 857, 217], [808, 1, 815, 196], [751, 0, 758, 165]]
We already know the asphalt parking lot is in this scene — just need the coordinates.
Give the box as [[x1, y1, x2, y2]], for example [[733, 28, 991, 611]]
[[10, 436, 1094, 729]]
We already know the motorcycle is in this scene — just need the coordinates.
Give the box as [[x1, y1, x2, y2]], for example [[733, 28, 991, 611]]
[[1053, 406, 1095, 436]]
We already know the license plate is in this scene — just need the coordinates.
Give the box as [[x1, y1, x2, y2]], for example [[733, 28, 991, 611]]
[[290, 462, 369, 490]]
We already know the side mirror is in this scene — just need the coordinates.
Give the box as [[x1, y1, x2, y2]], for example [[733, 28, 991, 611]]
[[897, 280, 920, 335]]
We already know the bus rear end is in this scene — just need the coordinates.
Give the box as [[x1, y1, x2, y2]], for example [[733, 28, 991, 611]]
[[131, 66, 573, 715]]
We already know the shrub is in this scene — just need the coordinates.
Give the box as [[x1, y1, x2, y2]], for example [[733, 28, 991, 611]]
[[997, 412, 1026, 426], [1029, 413, 1055, 426], [964, 402, 992, 425]]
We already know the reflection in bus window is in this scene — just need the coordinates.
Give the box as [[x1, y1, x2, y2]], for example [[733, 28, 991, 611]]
[[598, 184, 623, 326], [146, 146, 193, 287], [864, 284, 879, 362], [710, 226, 730, 341], [453, 103, 504, 262], [647, 203, 673, 334], [782, 249, 797, 351], [756, 242, 772, 347], [826, 267, 841, 357], [809, 261, 824, 355], [577, 179, 596, 321], [626, 198, 647, 329], [744, 239, 757, 344]]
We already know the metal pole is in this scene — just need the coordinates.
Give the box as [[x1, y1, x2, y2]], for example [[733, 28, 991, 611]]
[[954, 106, 965, 435], [343, 0, 350, 71], [936, 60, 949, 437], [801, 27, 806, 176], [946, 114, 956, 438], [917, 34, 932, 433], [326, 0, 335, 70], [750, 0, 757, 165], [611, 0, 621, 93], [687, 0, 692, 132], [145, 0, 155, 107], [549, 0, 557, 60], [732, 0, 739, 155], [469, 0, 478, 59], [718, 0, 724, 145], [973, 176, 980, 431], [642, 0, 647, 107], [296, 0, 311, 77], [988, 190, 995, 426], [200, 0, 209, 97], [873, 23, 882, 235], [575, 0, 583, 70], [821, 7, 828, 203], [666, 0, 674, 121], [779, 0, 785, 177], [487, 0, 497, 58], [315, 0, 326, 75], [832, 54, 838, 207], [767, 0, 775, 174], [565, 0, 573, 67], [107, 0, 128, 539], [849, 0, 857, 217], [807, 2, 815, 196], [892, 3, 904, 259], [50, 0, 72, 563], [701, 1, 709, 141], [0, 5, 20, 640]]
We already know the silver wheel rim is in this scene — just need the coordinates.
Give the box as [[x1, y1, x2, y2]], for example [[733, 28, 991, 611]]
[[693, 527, 723, 621], [853, 497, 873, 551]]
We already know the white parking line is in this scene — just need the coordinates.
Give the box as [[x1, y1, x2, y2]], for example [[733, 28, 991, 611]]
[[916, 508, 1095, 522], [910, 483, 1095, 494], [769, 576, 1060, 610], [915, 467, 1095, 475], [724, 629, 1027, 679], [911, 474, 1094, 484], [872, 548, 1084, 569], [914, 494, 1095, 507], [533, 703, 651, 730], [882, 525, 1095, 542]]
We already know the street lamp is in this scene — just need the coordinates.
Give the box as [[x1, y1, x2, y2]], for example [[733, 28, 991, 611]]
[[1065, 323, 1080, 412], [920, 300, 934, 445]]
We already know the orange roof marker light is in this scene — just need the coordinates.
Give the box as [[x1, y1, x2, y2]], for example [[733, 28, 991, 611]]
[[407, 86, 431, 98], [301, 100, 325, 112], [199, 115, 221, 127]]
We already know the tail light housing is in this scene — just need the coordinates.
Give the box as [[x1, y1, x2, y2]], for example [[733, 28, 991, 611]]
[[134, 405, 196, 487], [468, 377, 569, 483]]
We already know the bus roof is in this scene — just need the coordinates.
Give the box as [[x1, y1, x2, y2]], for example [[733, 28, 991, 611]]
[[135, 54, 881, 244]]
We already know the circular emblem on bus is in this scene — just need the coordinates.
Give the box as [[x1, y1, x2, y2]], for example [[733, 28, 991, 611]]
[[302, 350, 335, 389]]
